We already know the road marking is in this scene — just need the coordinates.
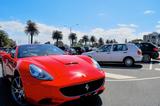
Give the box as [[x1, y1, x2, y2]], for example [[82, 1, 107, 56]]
[[105, 76, 160, 82], [105, 72, 136, 79], [155, 68, 160, 71]]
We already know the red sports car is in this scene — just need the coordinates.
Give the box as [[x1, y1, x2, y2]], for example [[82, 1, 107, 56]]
[[1, 44, 105, 106]]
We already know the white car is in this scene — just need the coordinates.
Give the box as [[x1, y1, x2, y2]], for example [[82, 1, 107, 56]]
[[82, 43, 142, 66]]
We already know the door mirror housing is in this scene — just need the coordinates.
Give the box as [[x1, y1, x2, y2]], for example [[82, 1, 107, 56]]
[[10, 52, 15, 58]]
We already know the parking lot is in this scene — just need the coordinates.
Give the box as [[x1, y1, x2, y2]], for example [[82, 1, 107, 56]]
[[0, 61, 160, 106]]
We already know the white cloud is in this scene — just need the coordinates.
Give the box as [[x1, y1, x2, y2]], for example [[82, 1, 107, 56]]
[[0, 20, 144, 45], [98, 13, 105, 16], [89, 27, 140, 43], [0, 21, 24, 32], [117, 24, 138, 28], [156, 25, 160, 33], [155, 20, 160, 32], [157, 29, 160, 33], [144, 10, 155, 15], [156, 25, 160, 29]]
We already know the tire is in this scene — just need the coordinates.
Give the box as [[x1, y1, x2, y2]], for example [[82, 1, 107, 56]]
[[10, 75, 27, 106], [142, 54, 151, 63], [124, 57, 134, 67]]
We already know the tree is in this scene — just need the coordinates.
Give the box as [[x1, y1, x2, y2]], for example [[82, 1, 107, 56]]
[[106, 39, 110, 44], [54, 41, 64, 47], [90, 36, 96, 47], [110, 40, 113, 44], [130, 39, 143, 43], [7, 39, 16, 47], [52, 30, 63, 46], [0, 30, 8, 47], [78, 39, 84, 46], [0, 30, 16, 47], [98, 37, 104, 46], [68, 33, 77, 46], [82, 35, 89, 46], [113, 39, 118, 43], [34, 40, 40, 44], [25, 20, 39, 44]]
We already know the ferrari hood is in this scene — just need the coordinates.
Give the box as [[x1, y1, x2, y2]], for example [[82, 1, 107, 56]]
[[23, 55, 104, 86]]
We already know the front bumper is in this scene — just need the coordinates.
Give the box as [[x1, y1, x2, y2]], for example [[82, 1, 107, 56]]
[[23, 78, 105, 105]]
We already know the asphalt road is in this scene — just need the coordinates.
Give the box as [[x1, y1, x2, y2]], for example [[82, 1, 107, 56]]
[[0, 61, 160, 106]]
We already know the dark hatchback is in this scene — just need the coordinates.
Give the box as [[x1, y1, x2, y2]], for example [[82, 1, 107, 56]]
[[134, 42, 159, 62]]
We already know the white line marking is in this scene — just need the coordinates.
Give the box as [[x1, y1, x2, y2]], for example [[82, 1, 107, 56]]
[[155, 68, 160, 71], [105, 72, 136, 79], [149, 62, 152, 70], [105, 76, 160, 82]]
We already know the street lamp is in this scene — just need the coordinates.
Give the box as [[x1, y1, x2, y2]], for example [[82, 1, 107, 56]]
[[69, 24, 79, 33], [62, 24, 79, 33], [58, 24, 79, 46]]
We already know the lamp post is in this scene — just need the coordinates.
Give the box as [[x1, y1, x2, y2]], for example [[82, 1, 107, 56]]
[[69, 24, 79, 34], [63, 24, 79, 46]]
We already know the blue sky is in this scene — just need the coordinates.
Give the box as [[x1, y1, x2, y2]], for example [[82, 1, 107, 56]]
[[0, 0, 160, 44]]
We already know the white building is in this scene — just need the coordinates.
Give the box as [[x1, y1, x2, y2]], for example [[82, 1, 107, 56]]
[[143, 32, 160, 46]]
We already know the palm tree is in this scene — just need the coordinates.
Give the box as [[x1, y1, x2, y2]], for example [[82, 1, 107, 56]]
[[25, 20, 39, 44], [82, 35, 89, 46], [90, 36, 96, 47], [106, 39, 110, 44], [52, 30, 63, 46], [113, 39, 118, 43], [110, 40, 113, 44], [98, 37, 104, 46], [78, 39, 84, 46], [68, 33, 77, 46]]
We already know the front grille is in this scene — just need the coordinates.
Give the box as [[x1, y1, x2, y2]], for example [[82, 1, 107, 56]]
[[60, 78, 104, 97]]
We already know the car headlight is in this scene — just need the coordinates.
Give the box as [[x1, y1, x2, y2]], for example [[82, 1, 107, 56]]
[[29, 64, 53, 80], [91, 58, 101, 70]]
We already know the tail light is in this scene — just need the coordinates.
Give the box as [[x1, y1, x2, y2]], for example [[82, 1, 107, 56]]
[[137, 50, 142, 55], [153, 48, 158, 52]]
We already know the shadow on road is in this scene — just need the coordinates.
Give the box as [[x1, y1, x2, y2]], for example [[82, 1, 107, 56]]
[[141, 60, 160, 65], [0, 77, 15, 106], [101, 63, 143, 69]]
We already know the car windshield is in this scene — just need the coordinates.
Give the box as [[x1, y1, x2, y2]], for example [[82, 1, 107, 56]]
[[18, 44, 65, 58]]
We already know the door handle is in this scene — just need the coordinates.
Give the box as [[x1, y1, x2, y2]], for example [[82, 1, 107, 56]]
[[123, 52, 127, 53]]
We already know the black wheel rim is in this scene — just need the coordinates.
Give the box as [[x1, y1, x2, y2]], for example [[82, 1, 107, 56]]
[[11, 76, 27, 106]]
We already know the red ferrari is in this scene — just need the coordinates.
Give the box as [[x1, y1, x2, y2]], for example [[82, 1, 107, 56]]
[[1, 44, 105, 106]]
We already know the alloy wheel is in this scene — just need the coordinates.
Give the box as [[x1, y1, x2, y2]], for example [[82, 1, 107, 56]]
[[11, 76, 27, 106], [124, 58, 133, 67]]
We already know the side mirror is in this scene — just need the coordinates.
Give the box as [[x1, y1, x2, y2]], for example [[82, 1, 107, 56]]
[[10, 53, 15, 58]]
